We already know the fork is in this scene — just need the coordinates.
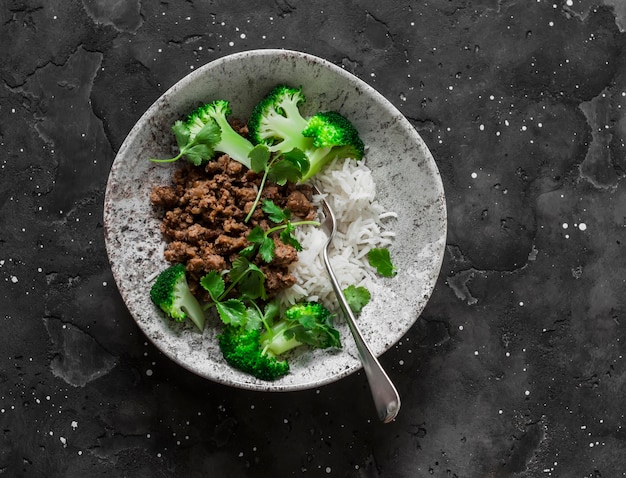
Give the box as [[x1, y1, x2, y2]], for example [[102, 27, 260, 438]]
[[313, 186, 401, 423]]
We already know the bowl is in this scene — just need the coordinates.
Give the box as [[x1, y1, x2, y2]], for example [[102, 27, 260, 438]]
[[103, 49, 447, 391]]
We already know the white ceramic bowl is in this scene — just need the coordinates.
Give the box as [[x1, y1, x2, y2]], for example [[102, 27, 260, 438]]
[[103, 49, 447, 391]]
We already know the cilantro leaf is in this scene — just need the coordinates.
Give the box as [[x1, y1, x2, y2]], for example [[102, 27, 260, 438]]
[[262, 301, 281, 326], [230, 257, 266, 300], [367, 248, 397, 277], [343, 285, 371, 314], [216, 299, 247, 326], [249, 144, 271, 173], [258, 236, 275, 263], [262, 199, 289, 223], [185, 143, 214, 166], [200, 271, 226, 301], [194, 119, 221, 145], [245, 306, 263, 331], [244, 148, 308, 222], [244, 204, 317, 263], [229, 256, 258, 283], [172, 120, 190, 148], [151, 116, 220, 165], [268, 158, 305, 185], [282, 148, 310, 176], [246, 225, 266, 243], [240, 226, 265, 259], [238, 244, 257, 259], [279, 223, 302, 251]]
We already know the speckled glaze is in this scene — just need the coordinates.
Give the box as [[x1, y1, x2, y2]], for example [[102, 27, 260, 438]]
[[103, 49, 447, 392]]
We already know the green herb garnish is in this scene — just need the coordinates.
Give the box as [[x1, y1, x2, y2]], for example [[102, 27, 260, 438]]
[[367, 247, 397, 277]]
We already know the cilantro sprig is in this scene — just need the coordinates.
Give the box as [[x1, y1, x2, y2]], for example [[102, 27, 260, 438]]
[[150, 119, 221, 166], [241, 200, 320, 263], [199, 256, 267, 326], [244, 145, 310, 222]]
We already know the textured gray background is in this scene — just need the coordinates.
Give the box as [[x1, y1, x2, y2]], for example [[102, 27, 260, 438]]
[[1, 0, 626, 476]]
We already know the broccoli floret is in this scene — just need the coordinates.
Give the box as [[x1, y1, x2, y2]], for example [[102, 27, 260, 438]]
[[247, 85, 311, 155], [151, 99, 254, 168], [261, 301, 342, 356], [300, 111, 365, 181], [149, 263, 206, 331], [216, 300, 341, 381], [218, 326, 290, 381], [187, 100, 255, 167], [247, 85, 364, 182]]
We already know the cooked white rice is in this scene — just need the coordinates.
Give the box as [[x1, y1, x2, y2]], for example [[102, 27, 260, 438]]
[[278, 158, 396, 310]]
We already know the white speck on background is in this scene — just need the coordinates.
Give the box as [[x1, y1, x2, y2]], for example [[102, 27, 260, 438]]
[[579, 223, 587, 231]]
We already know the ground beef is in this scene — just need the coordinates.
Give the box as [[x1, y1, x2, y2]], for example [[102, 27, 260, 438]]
[[150, 153, 315, 301]]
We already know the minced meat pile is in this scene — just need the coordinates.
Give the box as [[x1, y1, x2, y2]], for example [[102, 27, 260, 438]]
[[149, 153, 316, 302]]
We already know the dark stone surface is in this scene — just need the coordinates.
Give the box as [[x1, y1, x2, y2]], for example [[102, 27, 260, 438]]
[[2, 0, 626, 476]]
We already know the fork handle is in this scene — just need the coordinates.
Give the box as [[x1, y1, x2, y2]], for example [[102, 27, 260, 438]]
[[323, 252, 401, 423]]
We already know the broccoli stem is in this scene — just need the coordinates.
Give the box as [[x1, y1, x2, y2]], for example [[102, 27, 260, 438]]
[[175, 280, 206, 331], [299, 146, 334, 182], [266, 114, 312, 154], [212, 114, 253, 169], [261, 322, 302, 356]]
